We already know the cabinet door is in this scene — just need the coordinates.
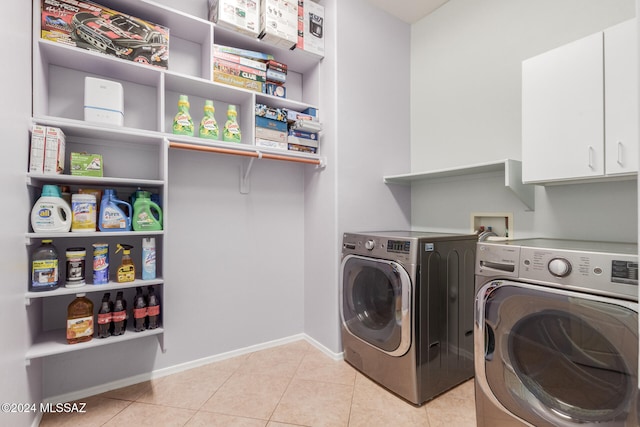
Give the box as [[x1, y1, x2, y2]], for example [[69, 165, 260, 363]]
[[522, 33, 604, 183], [604, 19, 638, 176]]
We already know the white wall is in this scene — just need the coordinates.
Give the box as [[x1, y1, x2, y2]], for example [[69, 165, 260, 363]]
[[410, 0, 637, 242], [0, 2, 42, 426], [303, 0, 412, 354]]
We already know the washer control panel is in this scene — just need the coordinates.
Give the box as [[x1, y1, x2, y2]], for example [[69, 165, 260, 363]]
[[520, 247, 638, 300]]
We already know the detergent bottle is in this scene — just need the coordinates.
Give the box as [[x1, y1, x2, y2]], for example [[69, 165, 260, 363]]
[[31, 185, 72, 232], [115, 244, 135, 283], [172, 94, 194, 136], [199, 99, 219, 140], [99, 189, 132, 231], [223, 104, 241, 143], [132, 191, 163, 231]]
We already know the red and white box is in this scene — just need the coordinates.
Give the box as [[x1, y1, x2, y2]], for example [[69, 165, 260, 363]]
[[29, 125, 47, 173], [44, 126, 65, 175], [296, 0, 324, 58]]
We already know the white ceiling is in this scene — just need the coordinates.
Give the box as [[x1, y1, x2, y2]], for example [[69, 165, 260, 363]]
[[364, 0, 451, 24]]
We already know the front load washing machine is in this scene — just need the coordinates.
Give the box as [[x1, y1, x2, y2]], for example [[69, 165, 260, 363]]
[[340, 231, 477, 405], [475, 239, 639, 426]]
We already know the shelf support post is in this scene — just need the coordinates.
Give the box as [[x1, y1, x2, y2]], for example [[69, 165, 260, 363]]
[[240, 155, 259, 194]]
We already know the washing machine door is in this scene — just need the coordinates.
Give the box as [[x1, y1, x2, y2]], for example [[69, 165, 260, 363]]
[[475, 280, 639, 426], [341, 254, 412, 357]]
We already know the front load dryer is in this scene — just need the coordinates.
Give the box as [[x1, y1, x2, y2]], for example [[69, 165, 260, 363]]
[[475, 239, 639, 426], [340, 231, 477, 405]]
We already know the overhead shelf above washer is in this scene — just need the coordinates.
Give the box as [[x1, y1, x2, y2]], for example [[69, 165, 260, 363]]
[[383, 159, 535, 211]]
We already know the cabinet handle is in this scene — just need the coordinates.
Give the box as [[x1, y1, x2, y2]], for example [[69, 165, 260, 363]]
[[617, 141, 624, 166], [588, 146, 595, 169]]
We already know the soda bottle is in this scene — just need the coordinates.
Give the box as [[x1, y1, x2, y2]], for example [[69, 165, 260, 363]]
[[133, 287, 147, 332], [97, 292, 112, 338], [111, 291, 127, 336], [147, 286, 160, 329]]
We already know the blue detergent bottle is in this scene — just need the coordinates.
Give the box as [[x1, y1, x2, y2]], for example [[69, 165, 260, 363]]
[[99, 189, 132, 232]]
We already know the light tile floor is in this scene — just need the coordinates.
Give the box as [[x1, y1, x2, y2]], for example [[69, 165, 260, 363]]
[[40, 340, 477, 427]]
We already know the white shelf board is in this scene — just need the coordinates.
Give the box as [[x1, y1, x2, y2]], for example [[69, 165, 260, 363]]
[[25, 278, 164, 304], [26, 173, 164, 188], [26, 326, 164, 363], [384, 159, 536, 211]]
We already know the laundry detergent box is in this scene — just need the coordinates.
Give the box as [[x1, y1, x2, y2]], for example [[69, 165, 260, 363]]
[[40, 0, 170, 69], [208, 0, 261, 38], [70, 152, 103, 177]]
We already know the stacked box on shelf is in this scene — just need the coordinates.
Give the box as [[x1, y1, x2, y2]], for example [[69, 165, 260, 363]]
[[208, 0, 261, 38], [296, 0, 325, 58], [40, 0, 169, 69], [213, 44, 274, 93], [255, 104, 289, 150], [287, 108, 321, 153], [265, 60, 288, 98], [260, 0, 298, 49]]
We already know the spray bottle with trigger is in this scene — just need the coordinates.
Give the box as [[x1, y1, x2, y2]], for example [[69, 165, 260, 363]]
[[116, 244, 135, 283]]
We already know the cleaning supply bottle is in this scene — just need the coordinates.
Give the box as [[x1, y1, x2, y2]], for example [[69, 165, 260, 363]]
[[172, 94, 194, 136], [111, 291, 127, 336], [99, 189, 132, 231], [223, 104, 241, 143], [132, 191, 163, 231], [31, 239, 60, 292], [142, 237, 156, 280], [199, 99, 219, 140], [133, 287, 147, 332], [115, 244, 135, 283], [147, 286, 160, 330], [66, 294, 94, 344], [31, 185, 72, 232], [97, 292, 112, 338]]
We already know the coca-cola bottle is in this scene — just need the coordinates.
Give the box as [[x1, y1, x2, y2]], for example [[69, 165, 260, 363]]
[[133, 287, 147, 332], [96, 293, 112, 338], [111, 291, 127, 336], [146, 286, 160, 330]]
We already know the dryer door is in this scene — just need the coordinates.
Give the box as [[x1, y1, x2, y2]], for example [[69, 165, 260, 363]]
[[341, 255, 412, 357], [476, 280, 639, 427]]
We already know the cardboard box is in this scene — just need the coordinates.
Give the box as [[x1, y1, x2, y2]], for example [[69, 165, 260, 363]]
[[214, 59, 267, 82], [214, 71, 265, 93], [256, 116, 288, 132], [71, 152, 103, 177], [255, 104, 288, 122], [288, 134, 318, 148], [297, 0, 324, 57], [209, 0, 261, 38], [29, 125, 47, 173], [41, 0, 169, 69], [256, 126, 287, 143], [213, 46, 268, 71], [265, 83, 286, 98], [288, 143, 317, 153], [256, 138, 287, 150], [43, 126, 65, 175], [260, 0, 298, 49]]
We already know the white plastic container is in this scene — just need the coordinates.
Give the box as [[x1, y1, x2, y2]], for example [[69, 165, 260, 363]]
[[142, 237, 156, 280], [31, 185, 72, 232], [71, 193, 97, 232]]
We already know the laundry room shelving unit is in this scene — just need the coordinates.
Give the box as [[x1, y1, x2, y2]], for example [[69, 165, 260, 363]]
[[29, 0, 325, 364], [383, 159, 536, 211]]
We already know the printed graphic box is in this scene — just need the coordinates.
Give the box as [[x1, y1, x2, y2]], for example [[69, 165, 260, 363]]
[[71, 152, 103, 177], [41, 0, 170, 69]]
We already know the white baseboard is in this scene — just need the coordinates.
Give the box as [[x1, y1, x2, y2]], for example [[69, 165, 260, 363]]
[[44, 333, 343, 404]]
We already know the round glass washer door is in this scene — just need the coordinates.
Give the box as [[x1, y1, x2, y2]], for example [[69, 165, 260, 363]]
[[341, 255, 412, 356], [479, 281, 638, 426]]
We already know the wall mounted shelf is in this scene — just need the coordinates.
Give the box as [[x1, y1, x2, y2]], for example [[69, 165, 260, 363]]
[[383, 159, 536, 211]]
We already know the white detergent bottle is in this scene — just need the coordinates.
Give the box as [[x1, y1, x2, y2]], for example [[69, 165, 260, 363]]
[[31, 185, 72, 232]]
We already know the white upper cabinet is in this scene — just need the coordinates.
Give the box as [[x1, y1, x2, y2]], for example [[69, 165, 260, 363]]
[[604, 19, 638, 176], [522, 19, 637, 184]]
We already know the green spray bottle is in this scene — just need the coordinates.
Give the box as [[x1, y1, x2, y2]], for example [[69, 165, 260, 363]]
[[172, 94, 194, 136], [199, 100, 219, 139], [223, 104, 241, 143]]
